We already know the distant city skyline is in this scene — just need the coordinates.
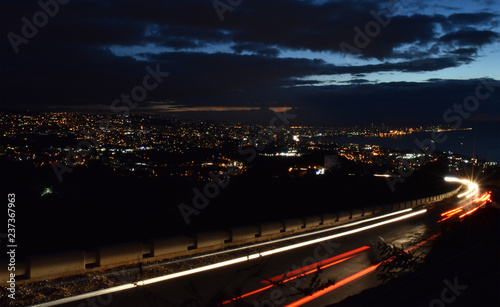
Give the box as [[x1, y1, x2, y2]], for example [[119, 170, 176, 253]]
[[2, 111, 498, 165]]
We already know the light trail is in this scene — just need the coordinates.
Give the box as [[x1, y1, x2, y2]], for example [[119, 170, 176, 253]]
[[405, 233, 441, 253], [258, 210, 427, 257], [441, 206, 465, 217], [220, 284, 274, 305], [164, 208, 415, 265], [438, 200, 473, 223], [220, 257, 357, 305], [474, 192, 491, 203], [444, 176, 479, 198], [438, 192, 491, 222], [463, 184, 479, 198], [284, 233, 441, 307], [281, 257, 356, 283], [221, 246, 385, 305], [263, 246, 370, 284], [284, 265, 380, 307], [284, 187, 488, 306], [458, 193, 490, 219], [32, 209, 427, 307], [219, 249, 364, 306], [459, 206, 482, 219]]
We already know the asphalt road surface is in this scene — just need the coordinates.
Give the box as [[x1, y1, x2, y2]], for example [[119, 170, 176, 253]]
[[50, 203, 452, 307]]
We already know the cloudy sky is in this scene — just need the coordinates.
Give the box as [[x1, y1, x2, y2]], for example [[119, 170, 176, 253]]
[[1, 0, 499, 125]]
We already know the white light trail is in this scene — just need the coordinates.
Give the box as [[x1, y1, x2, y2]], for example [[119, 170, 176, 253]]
[[445, 176, 478, 198], [33, 209, 426, 307], [259, 210, 426, 257], [444, 176, 465, 183], [165, 208, 414, 262]]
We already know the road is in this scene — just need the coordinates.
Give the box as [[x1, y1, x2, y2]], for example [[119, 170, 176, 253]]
[[44, 206, 449, 307], [34, 188, 496, 307]]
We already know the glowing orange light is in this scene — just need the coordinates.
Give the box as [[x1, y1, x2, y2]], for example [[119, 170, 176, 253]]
[[473, 192, 491, 203], [441, 207, 463, 217], [438, 199, 480, 222], [282, 256, 356, 283], [219, 253, 361, 305], [284, 233, 440, 307], [284, 265, 380, 307], [438, 215, 454, 223], [263, 246, 370, 284], [452, 192, 492, 219], [459, 207, 479, 218], [219, 285, 274, 305], [405, 233, 440, 253], [320, 255, 356, 270], [459, 201, 487, 219]]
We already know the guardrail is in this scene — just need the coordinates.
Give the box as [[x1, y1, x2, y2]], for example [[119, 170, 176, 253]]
[[0, 187, 461, 284]]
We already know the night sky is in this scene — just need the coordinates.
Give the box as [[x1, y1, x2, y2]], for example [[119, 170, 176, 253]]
[[1, 0, 499, 126]]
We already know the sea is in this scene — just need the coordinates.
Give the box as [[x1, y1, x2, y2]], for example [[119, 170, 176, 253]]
[[319, 122, 500, 163]]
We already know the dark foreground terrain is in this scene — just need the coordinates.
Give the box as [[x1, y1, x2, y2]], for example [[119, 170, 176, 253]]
[[1, 155, 459, 259]]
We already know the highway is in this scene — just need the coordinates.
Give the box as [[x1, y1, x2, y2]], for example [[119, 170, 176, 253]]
[[48, 211, 439, 306], [37, 187, 495, 307]]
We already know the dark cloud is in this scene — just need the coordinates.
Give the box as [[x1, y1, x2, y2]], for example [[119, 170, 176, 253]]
[[448, 12, 499, 25], [0, 0, 466, 59], [287, 79, 500, 126], [439, 29, 500, 46], [149, 26, 231, 49], [321, 56, 473, 75], [2, 0, 497, 60], [449, 47, 478, 56], [225, 2, 446, 60]]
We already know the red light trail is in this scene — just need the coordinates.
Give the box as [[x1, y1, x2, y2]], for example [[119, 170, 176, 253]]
[[219, 246, 370, 305], [262, 246, 370, 285], [438, 191, 491, 223], [284, 233, 441, 307]]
